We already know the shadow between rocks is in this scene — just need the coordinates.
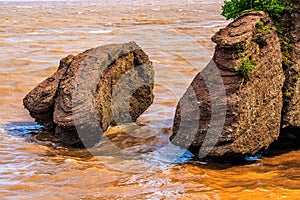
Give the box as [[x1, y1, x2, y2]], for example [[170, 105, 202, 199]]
[[263, 127, 300, 158]]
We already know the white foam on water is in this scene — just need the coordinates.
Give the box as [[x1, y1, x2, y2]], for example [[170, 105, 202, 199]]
[[26, 32, 40, 35], [88, 30, 113, 34]]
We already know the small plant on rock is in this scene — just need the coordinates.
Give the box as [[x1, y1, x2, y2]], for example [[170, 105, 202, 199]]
[[66, 59, 73, 66], [236, 57, 257, 81]]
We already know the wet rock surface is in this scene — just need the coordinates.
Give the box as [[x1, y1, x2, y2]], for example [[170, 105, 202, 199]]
[[24, 42, 154, 147], [171, 12, 285, 158]]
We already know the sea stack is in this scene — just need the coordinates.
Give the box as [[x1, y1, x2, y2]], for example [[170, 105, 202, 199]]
[[23, 42, 154, 147], [171, 11, 285, 158]]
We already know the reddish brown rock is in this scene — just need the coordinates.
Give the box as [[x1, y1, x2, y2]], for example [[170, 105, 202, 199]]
[[23, 54, 74, 130], [24, 42, 154, 147], [171, 11, 285, 158], [280, 1, 300, 129]]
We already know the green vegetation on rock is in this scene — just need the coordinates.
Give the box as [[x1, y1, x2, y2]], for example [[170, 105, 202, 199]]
[[221, 0, 291, 20], [254, 20, 273, 48], [66, 59, 73, 66], [236, 57, 257, 81], [282, 49, 291, 66], [256, 21, 272, 34]]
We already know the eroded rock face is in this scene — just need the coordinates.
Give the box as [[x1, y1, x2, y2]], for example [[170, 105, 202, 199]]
[[24, 42, 154, 147], [171, 12, 285, 158], [23, 54, 74, 130], [280, 1, 300, 129]]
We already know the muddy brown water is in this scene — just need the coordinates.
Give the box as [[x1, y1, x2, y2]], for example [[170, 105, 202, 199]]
[[0, 0, 299, 199]]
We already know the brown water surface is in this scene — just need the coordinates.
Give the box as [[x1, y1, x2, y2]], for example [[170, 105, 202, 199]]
[[0, 0, 299, 199]]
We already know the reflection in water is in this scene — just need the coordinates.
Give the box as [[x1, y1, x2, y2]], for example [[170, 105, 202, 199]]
[[2, 122, 42, 136], [0, 0, 300, 199]]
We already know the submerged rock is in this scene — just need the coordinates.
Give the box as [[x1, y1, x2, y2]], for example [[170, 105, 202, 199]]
[[24, 42, 154, 147], [171, 12, 285, 158]]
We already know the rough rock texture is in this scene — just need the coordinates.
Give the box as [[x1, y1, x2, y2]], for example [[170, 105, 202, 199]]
[[171, 12, 285, 158], [23, 55, 74, 130], [24, 42, 154, 147], [280, 1, 300, 129]]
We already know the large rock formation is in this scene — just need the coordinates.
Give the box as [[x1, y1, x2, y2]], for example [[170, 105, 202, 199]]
[[280, 1, 300, 129], [24, 42, 154, 147], [171, 11, 285, 158]]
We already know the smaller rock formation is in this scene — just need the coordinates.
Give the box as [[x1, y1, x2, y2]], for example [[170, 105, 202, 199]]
[[24, 42, 154, 147], [171, 11, 285, 158]]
